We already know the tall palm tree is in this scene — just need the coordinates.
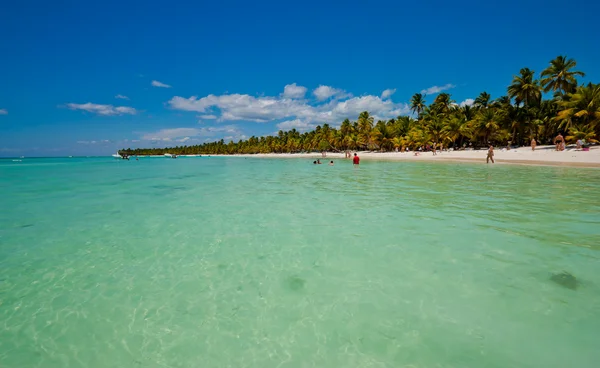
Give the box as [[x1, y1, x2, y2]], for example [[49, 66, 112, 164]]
[[357, 111, 374, 133], [508, 68, 542, 108], [540, 55, 585, 95], [410, 93, 426, 117], [433, 93, 454, 113], [340, 119, 353, 137]]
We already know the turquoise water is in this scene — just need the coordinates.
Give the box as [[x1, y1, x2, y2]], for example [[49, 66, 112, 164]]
[[1, 157, 599, 368]]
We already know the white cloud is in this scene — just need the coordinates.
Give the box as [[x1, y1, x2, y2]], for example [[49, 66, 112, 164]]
[[381, 89, 396, 99], [282, 83, 307, 99], [459, 98, 475, 107], [151, 80, 172, 88], [114, 106, 136, 114], [199, 114, 217, 120], [276, 119, 315, 132], [420, 83, 455, 95], [66, 103, 137, 116], [0, 109, 7, 115], [141, 128, 201, 141], [115, 94, 129, 100], [168, 85, 410, 129], [76, 139, 113, 145], [169, 94, 312, 123], [313, 85, 348, 101], [140, 125, 246, 142]]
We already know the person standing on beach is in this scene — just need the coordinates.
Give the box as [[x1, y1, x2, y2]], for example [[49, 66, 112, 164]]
[[531, 138, 537, 151], [353, 153, 360, 166], [554, 133, 564, 151], [487, 145, 495, 164]]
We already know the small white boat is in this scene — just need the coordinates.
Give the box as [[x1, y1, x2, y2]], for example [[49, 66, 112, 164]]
[[112, 152, 122, 159]]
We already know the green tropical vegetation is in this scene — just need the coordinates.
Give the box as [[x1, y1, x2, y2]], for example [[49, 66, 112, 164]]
[[123, 56, 599, 156]]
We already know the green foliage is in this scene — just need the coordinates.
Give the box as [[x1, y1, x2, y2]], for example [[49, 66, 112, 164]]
[[124, 56, 598, 156]]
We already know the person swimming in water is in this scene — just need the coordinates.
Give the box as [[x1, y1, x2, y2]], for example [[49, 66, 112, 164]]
[[353, 153, 360, 166], [329, 160, 334, 166]]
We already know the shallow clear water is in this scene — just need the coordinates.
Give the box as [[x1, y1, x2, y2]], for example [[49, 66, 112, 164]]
[[1, 156, 599, 368]]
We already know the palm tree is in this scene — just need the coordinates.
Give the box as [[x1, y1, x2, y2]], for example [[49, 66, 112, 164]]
[[423, 112, 447, 146], [410, 93, 426, 118], [541, 55, 585, 95], [444, 113, 466, 147], [372, 121, 395, 151], [508, 68, 542, 108], [472, 108, 505, 145], [433, 93, 454, 113], [556, 83, 600, 133], [474, 92, 491, 108], [566, 125, 598, 144], [340, 119, 353, 137], [357, 111, 374, 133]]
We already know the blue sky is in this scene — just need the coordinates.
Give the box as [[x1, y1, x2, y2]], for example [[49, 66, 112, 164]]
[[1, 0, 598, 156]]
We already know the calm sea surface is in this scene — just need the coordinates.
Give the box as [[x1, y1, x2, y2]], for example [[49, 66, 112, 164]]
[[1, 156, 599, 367]]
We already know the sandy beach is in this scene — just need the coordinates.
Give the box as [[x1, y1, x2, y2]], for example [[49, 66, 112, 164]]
[[222, 145, 600, 168]]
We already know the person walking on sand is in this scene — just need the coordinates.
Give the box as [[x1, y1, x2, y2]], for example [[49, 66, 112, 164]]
[[487, 145, 495, 164], [353, 153, 360, 166], [432, 143, 437, 156], [554, 133, 564, 151], [531, 138, 537, 151]]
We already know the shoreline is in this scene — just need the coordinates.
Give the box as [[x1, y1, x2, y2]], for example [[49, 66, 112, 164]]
[[211, 145, 600, 168]]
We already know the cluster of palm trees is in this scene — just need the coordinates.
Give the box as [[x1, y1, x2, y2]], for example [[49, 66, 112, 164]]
[[124, 56, 598, 156]]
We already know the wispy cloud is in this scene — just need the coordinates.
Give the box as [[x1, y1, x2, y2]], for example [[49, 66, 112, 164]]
[[76, 139, 113, 145], [420, 83, 455, 95], [198, 114, 217, 120], [66, 103, 137, 116], [168, 84, 410, 127], [151, 80, 172, 88], [115, 94, 129, 100], [0, 109, 7, 115], [282, 83, 307, 99], [381, 89, 396, 99]]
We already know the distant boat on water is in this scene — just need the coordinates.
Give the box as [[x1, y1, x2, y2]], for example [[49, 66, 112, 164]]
[[112, 152, 130, 160], [164, 153, 178, 158]]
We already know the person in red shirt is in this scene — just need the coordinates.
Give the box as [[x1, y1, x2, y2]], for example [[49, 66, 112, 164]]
[[353, 153, 360, 166]]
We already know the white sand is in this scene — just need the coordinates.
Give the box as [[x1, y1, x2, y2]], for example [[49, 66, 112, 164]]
[[224, 145, 600, 168]]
